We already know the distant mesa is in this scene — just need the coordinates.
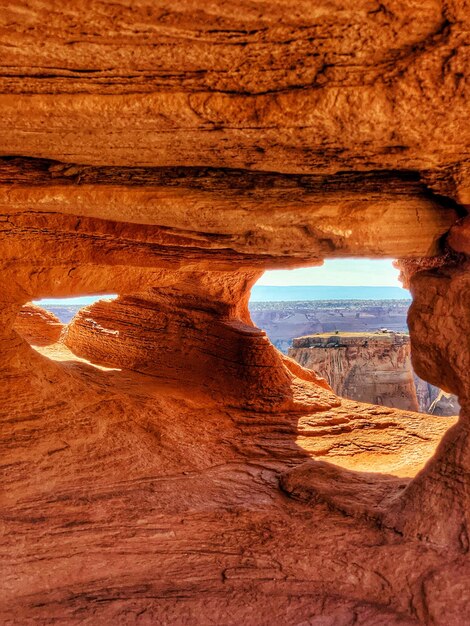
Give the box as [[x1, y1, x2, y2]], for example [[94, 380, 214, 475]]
[[249, 298, 410, 353], [289, 331, 460, 416]]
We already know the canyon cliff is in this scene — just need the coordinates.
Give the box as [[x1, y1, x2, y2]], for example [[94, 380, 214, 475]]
[[289, 331, 460, 415], [290, 332, 420, 412], [1, 1, 469, 624]]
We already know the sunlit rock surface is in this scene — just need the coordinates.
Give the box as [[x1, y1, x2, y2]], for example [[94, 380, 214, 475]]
[[13, 303, 64, 346], [289, 331, 460, 415]]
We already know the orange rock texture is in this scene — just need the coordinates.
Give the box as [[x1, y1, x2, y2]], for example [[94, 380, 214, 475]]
[[0, 1, 469, 624], [63, 282, 335, 413], [14, 303, 64, 346]]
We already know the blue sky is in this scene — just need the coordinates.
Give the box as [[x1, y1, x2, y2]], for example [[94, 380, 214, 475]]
[[258, 259, 401, 286]]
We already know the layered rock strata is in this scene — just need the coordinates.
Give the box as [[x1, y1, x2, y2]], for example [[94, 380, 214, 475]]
[[289, 331, 460, 415], [1, 0, 469, 183], [62, 278, 335, 413], [289, 332, 419, 411], [2, 327, 458, 625], [0, 0, 470, 623], [13, 303, 63, 346]]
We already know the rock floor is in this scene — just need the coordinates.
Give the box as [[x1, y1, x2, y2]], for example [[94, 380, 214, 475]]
[[1, 342, 464, 625]]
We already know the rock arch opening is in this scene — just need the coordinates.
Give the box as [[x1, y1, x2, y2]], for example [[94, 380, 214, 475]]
[[13, 294, 119, 366], [34, 295, 118, 324], [2, 228, 468, 622], [250, 260, 460, 417]]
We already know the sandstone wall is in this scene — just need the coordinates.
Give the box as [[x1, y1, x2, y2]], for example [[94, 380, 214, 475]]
[[62, 278, 335, 413], [289, 332, 460, 415], [13, 303, 64, 346], [289, 332, 419, 411]]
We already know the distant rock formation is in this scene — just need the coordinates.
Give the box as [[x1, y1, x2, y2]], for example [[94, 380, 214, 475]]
[[250, 300, 409, 353], [289, 331, 460, 415], [289, 331, 419, 411]]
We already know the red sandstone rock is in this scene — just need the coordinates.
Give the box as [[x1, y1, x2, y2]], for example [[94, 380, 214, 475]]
[[382, 262, 470, 550], [448, 216, 470, 255], [0, 0, 469, 184], [0, 1, 469, 623], [289, 331, 420, 412], [407, 262, 470, 401], [63, 282, 336, 413], [0, 330, 457, 625], [13, 303, 63, 346]]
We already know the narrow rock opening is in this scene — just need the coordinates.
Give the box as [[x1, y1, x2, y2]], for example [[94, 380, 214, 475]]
[[34, 295, 118, 324], [249, 260, 460, 417], [13, 294, 118, 357]]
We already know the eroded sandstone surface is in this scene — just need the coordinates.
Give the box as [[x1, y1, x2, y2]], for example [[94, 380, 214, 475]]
[[1, 314, 458, 625], [13, 303, 64, 346], [289, 331, 460, 415], [1, 1, 469, 624]]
